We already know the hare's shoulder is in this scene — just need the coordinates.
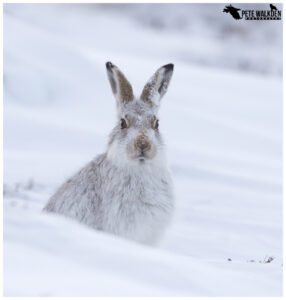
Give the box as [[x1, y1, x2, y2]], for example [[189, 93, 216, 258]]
[[59, 153, 106, 189], [75, 153, 107, 185], [44, 153, 106, 212]]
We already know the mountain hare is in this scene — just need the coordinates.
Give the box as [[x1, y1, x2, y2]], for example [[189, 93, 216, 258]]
[[43, 62, 175, 245]]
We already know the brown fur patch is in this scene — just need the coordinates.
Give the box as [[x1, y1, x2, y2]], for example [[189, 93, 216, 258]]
[[140, 71, 159, 105], [134, 134, 152, 152], [116, 70, 134, 103]]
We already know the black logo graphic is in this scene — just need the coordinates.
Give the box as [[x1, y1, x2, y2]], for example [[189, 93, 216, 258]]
[[270, 4, 277, 11], [223, 4, 281, 20], [223, 5, 241, 20]]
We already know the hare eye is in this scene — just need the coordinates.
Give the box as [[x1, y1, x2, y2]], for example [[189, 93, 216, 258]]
[[154, 119, 159, 130], [120, 118, 128, 129]]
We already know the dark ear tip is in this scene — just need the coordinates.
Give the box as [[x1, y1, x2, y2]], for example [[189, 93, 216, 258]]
[[106, 61, 113, 70], [163, 63, 174, 72]]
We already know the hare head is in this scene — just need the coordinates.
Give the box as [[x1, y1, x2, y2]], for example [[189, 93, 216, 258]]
[[105, 62, 174, 167]]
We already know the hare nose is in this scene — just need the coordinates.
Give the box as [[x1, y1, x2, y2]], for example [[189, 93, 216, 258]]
[[140, 140, 148, 151], [135, 136, 150, 152]]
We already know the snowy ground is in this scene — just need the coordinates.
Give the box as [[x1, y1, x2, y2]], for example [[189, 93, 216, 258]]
[[3, 4, 283, 296]]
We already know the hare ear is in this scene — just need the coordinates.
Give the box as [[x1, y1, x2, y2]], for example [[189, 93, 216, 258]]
[[140, 64, 174, 106], [106, 62, 134, 104]]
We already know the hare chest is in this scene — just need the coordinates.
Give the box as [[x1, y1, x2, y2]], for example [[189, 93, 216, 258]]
[[97, 168, 174, 245]]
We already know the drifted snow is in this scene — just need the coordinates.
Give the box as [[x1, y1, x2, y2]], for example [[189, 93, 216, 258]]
[[3, 4, 282, 296]]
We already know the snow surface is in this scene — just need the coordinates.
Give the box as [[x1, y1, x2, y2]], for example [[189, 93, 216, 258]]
[[3, 4, 283, 296]]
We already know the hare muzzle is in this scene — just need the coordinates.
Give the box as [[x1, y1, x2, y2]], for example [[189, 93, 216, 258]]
[[134, 134, 152, 161]]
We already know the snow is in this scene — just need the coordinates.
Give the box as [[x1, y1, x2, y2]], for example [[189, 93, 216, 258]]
[[3, 3, 282, 296]]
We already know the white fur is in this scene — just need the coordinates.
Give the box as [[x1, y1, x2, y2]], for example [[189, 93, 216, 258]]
[[43, 63, 175, 245]]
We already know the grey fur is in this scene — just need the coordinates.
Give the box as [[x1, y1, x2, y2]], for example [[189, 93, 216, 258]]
[[43, 62, 175, 245]]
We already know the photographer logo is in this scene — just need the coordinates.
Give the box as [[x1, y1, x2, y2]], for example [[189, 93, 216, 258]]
[[223, 4, 281, 20]]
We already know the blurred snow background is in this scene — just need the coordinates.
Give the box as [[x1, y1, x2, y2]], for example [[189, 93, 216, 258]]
[[3, 3, 283, 296]]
